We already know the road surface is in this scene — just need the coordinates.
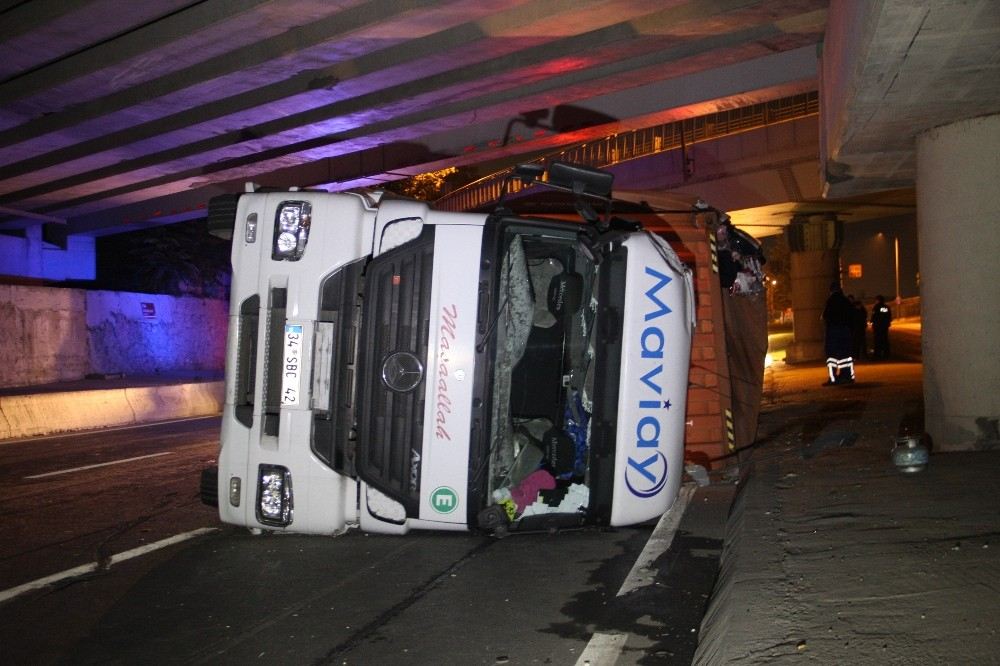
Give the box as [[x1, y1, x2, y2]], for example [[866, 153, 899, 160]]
[[0, 419, 732, 664]]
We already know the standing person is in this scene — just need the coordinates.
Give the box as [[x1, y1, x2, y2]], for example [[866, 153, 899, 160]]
[[823, 282, 855, 385], [848, 295, 868, 361], [871, 294, 892, 359]]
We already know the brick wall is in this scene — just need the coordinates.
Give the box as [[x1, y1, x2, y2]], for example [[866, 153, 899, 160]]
[[670, 224, 734, 469]]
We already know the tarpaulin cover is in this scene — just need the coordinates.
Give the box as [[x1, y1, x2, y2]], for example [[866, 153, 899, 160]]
[[723, 291, 768, 450]]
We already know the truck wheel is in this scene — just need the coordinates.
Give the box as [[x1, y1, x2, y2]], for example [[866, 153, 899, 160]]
[[207, 194, 240, 240], [199, 466, 219, 507], [476, 504, 510, 536]]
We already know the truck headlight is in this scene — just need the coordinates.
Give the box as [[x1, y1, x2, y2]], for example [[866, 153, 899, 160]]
[[256, 464, 293, 526], [271, 201, 311, 261]]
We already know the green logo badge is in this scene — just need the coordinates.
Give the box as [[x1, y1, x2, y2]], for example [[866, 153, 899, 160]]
[[430, 486, 459, 514]]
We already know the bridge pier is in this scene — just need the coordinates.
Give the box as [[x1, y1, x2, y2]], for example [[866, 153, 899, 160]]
[[784, 214, 842, 364], [917, 113, 1000, 451]]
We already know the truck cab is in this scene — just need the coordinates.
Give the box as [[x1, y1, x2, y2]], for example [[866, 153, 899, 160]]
[[203, 162, 695, 536]]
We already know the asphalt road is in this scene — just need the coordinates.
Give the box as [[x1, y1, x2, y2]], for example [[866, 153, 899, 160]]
[[0, 417, 220, 592], [0, 419, 733, 665]]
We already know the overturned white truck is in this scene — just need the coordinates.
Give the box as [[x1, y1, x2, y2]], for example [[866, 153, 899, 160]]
[[201, 162, 695, 536]]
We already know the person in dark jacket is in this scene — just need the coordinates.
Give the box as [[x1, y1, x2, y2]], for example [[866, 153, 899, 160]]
[[849, 295, 868, 360], [871, 295, 893, 359], [823, 282, 855, 384]]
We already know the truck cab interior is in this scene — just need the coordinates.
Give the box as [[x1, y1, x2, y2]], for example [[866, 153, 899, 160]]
[[483, 226, 598, 530]]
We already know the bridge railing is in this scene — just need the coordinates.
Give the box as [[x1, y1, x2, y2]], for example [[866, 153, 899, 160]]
[[435, 92, 818, 212]]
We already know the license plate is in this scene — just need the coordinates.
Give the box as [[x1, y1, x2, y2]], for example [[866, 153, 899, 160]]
[[311, 321, 335, 412], [281, 324, 303, 405]]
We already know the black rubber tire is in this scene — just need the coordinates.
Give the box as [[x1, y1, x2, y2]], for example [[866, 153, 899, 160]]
[[200, 466, 219, 507]]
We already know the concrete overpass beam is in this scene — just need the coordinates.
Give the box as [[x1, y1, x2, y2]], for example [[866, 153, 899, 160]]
[[917, 113, 1000, 451]]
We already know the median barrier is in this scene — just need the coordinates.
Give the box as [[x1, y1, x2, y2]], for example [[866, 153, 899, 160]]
[[0, 403, 10, 440], [125, 383, 224, 423], [0, 381, 224, 441]]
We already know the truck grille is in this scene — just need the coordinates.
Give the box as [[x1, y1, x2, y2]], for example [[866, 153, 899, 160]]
[[356, 228, 434, 516]]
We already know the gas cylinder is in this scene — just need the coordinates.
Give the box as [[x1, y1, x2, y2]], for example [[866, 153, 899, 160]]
[[892, 435, 929, 473]]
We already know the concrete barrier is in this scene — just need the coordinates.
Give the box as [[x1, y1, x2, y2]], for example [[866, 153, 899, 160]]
[[0, 381, 224, 441], [0, 401, 10, 440], [125, 383, 224, 423]]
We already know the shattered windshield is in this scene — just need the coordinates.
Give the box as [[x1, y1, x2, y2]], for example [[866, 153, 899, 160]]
[[485, 228, 598, 525]]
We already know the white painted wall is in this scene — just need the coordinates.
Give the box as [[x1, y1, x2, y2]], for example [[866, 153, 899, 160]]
[[0, 229, 95, 281]]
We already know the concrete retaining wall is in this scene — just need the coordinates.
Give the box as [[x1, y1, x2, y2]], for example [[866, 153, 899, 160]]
[[0, 381, 224, 440], [0, 285, 228, 388], [86, 291, 227, 376], [0, 285, 90, 387]]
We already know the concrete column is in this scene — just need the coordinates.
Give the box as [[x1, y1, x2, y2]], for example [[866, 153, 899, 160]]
[[25, 224, 44, 277], [917, 113, 1000, 451], [784, 215, 842, 363]]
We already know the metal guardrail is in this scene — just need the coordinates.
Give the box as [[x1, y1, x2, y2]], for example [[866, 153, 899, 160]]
[[894, 296, 921, 319], [435, 91, 819, 212]]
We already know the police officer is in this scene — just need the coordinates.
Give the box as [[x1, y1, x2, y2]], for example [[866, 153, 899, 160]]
[[871, 295, 892, 359]]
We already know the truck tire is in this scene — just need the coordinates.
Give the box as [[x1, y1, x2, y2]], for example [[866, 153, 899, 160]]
[[476, 504, 510, 537], [207, 194, 240, 240], [200, 466, 219, 507]]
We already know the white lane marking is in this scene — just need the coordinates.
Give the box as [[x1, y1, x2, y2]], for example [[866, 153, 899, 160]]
[[575, 632, 628, 666], [617, 483, 696, 597], [0, 527, 218, 605], [106, 527, 217, 567], [575, 484, 697, 664], [24, 451, 174, 479]]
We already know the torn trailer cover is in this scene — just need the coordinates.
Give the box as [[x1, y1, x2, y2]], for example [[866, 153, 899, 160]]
[[201, 161, 696, 535]]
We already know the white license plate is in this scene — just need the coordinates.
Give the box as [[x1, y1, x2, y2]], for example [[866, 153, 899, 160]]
[[281, 324, 303, 405]]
